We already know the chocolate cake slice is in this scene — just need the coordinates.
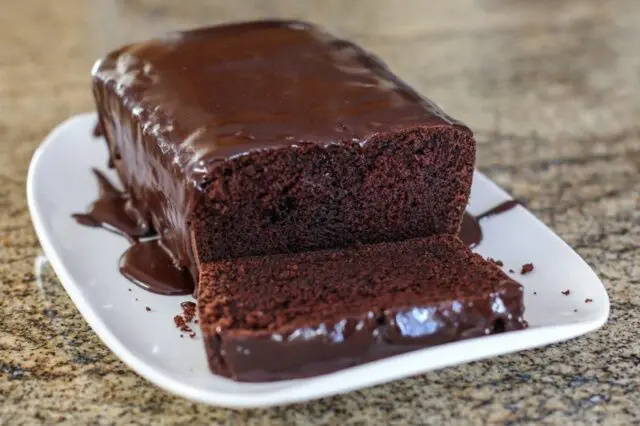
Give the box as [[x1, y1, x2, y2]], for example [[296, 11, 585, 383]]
[[92, 20, 476, 282], [198, 236, 527, 382]]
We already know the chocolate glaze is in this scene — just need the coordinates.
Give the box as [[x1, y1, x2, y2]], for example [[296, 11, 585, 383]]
[[213, 286, 524, 382], [477, 199, 521, 220], [92, 20, 472, 284], [119, 240, 193, 295], [459, 200, 521, 247], [73, 170, 192, 295], [459, 213, 483, 248], [72, 169, 150, 241], [92, 121, 103, 138]]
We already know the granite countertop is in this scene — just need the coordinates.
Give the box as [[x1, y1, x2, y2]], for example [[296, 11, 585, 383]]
[[1, 1, 639, 424]]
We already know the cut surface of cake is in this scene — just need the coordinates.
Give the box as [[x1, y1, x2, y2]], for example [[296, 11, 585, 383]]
[[91, 20, 476, 282], [198, 236, 527, 382]]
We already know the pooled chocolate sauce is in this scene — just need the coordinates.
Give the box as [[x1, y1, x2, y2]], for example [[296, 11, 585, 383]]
[[73, 171, 192, 295], [72, 169, 150, 241], [459, 200, 521, 247], [119, 240, 194, 295]]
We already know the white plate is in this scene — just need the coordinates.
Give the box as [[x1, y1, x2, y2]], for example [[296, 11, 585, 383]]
[[27, 113, 609, 408]]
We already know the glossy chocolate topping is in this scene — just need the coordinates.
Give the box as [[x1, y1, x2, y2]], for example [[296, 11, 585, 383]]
[[94, 21, 467, 182], [217, 284, 524, 382], [73, 170, 192, 295], [72, 169, 150, 240], [459, 200, 521, 247], [459, 213, 483, 248], [477, 199, 521, 220]]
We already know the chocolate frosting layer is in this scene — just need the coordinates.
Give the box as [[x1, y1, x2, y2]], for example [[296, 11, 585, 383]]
[[72, 169, 150, 240], [92, 20, 472, 279], [72, 170, 192, 295], [213, 283, 525, 382], [214, 285, 524, 382], [460, 200, 522, 247], [94, 21, 469, 182]]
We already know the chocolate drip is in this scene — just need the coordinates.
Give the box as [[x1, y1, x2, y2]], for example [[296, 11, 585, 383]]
[[477, 199, 521, 220], [459, 213, 483, 248], [74, 171, 191, 295], [119, 240, 194, 295], [93, 121, 103, 137], [458, 200, 521, 247], [72, 169, 150, 241]]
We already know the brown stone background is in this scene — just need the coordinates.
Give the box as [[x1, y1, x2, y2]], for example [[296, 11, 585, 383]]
[[1, 0, 639, 424]]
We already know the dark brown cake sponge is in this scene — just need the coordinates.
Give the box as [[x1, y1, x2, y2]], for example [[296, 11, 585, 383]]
[[192, 125, 474, 265]]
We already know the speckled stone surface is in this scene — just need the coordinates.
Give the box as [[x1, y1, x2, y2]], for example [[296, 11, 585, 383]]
[[1, 1, 639, 424]]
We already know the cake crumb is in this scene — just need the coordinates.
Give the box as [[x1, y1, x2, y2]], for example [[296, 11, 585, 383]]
[[128, 288, 132, 292], [509, 269, 515, 274], [574, 309, 578, 312], [174, 301, 198, 336], [533, 291, 537, 295], [174, 315, 193, 334], [520, 263, 534, 275], [180, 301, 197, 323], [145, 306, 151, 312], [585, 298, 593, 303], [189, 333, 196, 339], [488, 258, 504, 267], [561, 289, 571, 296]]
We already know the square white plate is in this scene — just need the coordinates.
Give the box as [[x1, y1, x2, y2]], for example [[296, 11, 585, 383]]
[[27, 113, 609, 408]]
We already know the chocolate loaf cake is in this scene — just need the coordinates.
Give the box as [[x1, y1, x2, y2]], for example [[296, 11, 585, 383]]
[[198, 236, 527, 382], [92, 21, 476, 282]]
